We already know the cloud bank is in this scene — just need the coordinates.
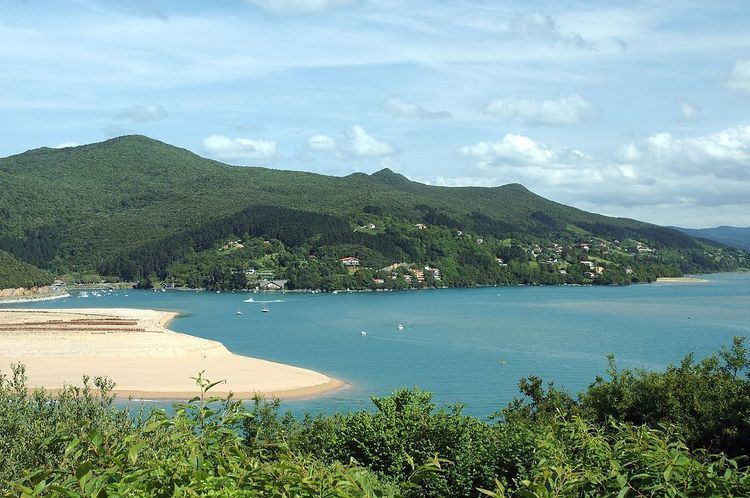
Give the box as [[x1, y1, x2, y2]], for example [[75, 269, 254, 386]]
[[483, 94, 598, 125], [203, 135, 277, 161]]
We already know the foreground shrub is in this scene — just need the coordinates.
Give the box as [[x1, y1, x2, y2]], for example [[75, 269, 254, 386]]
[[579, 337, 750, 457], [5, 371, 405, 497], [245, 388, 539, 497], [481, 417, 750, 497]]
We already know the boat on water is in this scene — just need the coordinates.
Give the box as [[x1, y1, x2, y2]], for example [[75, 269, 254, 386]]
[[397, 324, 404, 330], [360, 330, 367, 336], [261, 304, 270, 313], [236, 304, 243, 315]]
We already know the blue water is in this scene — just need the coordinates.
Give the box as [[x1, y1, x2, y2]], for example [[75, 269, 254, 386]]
[[5, 273, 750, 417]]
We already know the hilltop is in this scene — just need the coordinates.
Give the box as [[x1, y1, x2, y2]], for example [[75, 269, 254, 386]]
[[0, 135, 747, 289]]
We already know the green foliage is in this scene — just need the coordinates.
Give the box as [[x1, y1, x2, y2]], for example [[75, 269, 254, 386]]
[[244, 389, 533, 497], [481, 417, 750, 497], [579, 338, 750, 457], [3, 340, 750, 497], [1, 135, 747, 288], [4, 369, 407, 497], [0, 249, 53, 289]]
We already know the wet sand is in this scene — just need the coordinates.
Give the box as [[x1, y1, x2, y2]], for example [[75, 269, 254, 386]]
[[0, 308, 343, 399]]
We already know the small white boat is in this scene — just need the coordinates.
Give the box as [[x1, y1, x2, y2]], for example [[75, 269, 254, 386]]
[[397, 324, 404, 330], [261, 304, 270, 313], [360, 330, 367, 336], [236, 304, 243, 316]]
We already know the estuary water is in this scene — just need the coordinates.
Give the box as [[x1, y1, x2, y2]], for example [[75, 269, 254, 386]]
[[6, 273, 750, 417]]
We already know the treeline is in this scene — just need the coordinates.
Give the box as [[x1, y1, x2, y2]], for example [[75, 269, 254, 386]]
[[0, 226, 61, 267], [0, 249, 53, 289], [2, 339, 750, 496], [33, 197, 744, 290]]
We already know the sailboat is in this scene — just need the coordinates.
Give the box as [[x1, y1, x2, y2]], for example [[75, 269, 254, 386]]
[[236, 304, 243, 316], [397, 324, 404, 330], [261, 303, 270, 313]]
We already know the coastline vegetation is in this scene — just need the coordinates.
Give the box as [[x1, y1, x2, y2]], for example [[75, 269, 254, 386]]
[[1, 136, 748, 292], [3, 338, 749, 497], [0, 249, 53, 289]]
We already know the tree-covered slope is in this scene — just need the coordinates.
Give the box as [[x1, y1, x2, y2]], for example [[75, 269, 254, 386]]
[[0, 135, 746, 287], [673, 226, 750, 251], [0, 249, 52, 289]]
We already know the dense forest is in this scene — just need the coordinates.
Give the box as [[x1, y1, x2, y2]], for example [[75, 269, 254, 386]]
[[2, 338, 749, 496], [0, 249, 53, 289], [0, 135, 748, 290]]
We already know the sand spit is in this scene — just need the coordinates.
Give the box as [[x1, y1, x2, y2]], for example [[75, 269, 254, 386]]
[[0, 308, 343, 400], [655, 277, 710, 284]]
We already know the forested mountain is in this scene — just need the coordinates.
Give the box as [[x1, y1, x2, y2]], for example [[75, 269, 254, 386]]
[[0, 249, 53, 289], [673, 226, 750, 251], [0, 135, 747, 289]]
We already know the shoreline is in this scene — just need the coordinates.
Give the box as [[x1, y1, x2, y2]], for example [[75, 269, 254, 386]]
[[655, 277, 710, 284], [0, 308, 344, 401], [0, 292, 71, 305]]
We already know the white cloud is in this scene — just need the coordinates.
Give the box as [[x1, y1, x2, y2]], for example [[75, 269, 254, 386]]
[[382, 97, 451, 120], [455, 125, 750, 220], [623, 126, 750, 177], [345, 125, 396, 157], [202, 134, 277, 161], [459, 134, 557, 166], [307, 126, 397, 162], [680, 103, 700, 121], [115, 104, 168, 123], [52, 141, 80, 149], [483, 94, 598, 125], [727, 60, 750, 93], [509, 12, 594, 50], [247, 0, 358, 15], [308, 134, 338, 152]]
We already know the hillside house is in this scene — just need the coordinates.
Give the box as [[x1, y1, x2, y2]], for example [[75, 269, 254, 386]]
[[340, 256, 360, 267], [259, 279, 287, 290], [425, 267, 441, 280], [219, 240, 244, 251], [410, 269, 425, 282], [414, 223, 427, 230]]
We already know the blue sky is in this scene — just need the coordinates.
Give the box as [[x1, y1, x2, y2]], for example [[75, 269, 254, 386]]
[[2, 0, 749, 227]]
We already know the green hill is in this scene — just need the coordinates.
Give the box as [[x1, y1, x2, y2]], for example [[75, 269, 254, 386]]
[[0, 249, 52, 289], [673, 226, 750, 251], [0, 135, 746, 289]]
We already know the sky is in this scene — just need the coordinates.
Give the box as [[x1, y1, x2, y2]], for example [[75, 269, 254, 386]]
[[1, 0, 749, 228]]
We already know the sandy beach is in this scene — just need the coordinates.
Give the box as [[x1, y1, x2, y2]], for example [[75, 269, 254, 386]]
[[656, 277, 710, 283], [0, 308, 343, 399]]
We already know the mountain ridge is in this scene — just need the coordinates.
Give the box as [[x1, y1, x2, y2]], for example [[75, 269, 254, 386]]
[[0, 135, 746, 288]]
